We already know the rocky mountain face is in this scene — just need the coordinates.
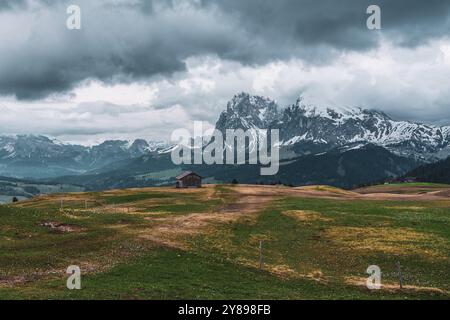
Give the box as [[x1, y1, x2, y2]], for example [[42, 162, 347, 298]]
[[2, 92, 446, 188], [216, 92, 450, 161], [0, 135, 170, 178], [216, 93, 279, 131]]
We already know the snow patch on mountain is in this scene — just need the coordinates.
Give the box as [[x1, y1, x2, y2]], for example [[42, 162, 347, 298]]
[[215, 92, 450, 161]]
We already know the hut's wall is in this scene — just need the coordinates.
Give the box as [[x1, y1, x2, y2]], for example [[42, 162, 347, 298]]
[[178, 175, 202, 188]]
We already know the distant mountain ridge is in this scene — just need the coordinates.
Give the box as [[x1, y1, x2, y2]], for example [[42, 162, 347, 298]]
[[2, 92, 447, 188], [404, 156, 450, 184], [216, 92, 450, 161], [0, 135, 171, 178]]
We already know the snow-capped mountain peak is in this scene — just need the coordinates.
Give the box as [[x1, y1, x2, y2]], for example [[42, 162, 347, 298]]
[[293, 97, 392, 124], [215, 92, 450, 161], [217, 92, 279, 131]]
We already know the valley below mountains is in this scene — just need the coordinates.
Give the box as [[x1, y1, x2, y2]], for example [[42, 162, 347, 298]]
[[2, 92, 450, 201]]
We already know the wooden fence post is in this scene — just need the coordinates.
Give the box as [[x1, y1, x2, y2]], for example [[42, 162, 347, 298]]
[[259, 240, 263, 270], [396, 261, 403, 289]]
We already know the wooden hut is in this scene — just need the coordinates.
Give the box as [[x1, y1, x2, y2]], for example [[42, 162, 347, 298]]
[[175, 171, 202, 188]]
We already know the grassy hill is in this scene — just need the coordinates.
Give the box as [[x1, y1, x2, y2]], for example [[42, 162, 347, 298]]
[[0, 185, 449, 299], [405, 156, 450, 184], [354, 182, 450, 194], [0, 176, 84, 204]]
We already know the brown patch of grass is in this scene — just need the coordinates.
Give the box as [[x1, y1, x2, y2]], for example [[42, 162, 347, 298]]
[[325, 226, 449, 260], [383, 206, 425, 211], [96, 206, 141, 214], [40, 221, 84, 233], [140, 212, 255, 249], [0, 276, 28, 288], [138, 195, 274, 249], [62, 213, 91, 220], [267, 264, 298, 278], [306, 270, 329, 283], [345, 276, 449, 295], [299, 185, 358, 196], [0, 259, 114, 289], [283, 210, 333, 222], [264, 264, 329, 283]]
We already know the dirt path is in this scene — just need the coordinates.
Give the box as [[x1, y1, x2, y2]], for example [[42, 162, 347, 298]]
[[139, 190, 275, 249]]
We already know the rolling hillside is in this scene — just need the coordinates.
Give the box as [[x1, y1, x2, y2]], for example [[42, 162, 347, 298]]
[[405, 156, 450, 184], [0, 176, 84, 204], [1, 184, 448, 299]]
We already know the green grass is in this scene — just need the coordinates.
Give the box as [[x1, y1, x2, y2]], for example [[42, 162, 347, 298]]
[[0, 204, 144, 278], [1, 248, 445, 300], [193, 197, 450, 296], [0, 186, 236, 286], [1, 186, 449, 300]]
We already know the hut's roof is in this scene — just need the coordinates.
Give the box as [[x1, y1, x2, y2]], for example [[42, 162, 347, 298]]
[[176, 171, 202, 180]]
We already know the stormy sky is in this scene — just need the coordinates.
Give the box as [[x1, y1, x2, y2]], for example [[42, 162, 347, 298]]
[[0, 0, 450, 144]]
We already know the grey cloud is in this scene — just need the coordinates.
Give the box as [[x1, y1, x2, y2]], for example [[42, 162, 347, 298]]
[[0, 0, 27, 10], [74, 102, 152, 116], [1, 0, 450, 99], [212, 0, 450, 49], [0, 0, 64, 11], [0, 0, 249, 99]]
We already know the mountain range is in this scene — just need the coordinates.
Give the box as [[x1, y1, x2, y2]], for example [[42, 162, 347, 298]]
[[217, 93, 450, 161], [2, 92, 450, 198], [0, 135, 171, 179]]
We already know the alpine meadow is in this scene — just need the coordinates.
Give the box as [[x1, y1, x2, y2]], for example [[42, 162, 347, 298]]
[[0, 0, 449, 307]]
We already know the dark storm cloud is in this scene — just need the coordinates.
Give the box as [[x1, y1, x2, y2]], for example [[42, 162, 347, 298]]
[[210, 0, 450, 49], [0, 0, 449, 99], [0, 0, 63, 10], [0, 0, 27, 10]]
